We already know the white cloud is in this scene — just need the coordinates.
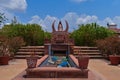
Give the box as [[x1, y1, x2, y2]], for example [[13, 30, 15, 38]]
[[43, 15, 59, 31], [0, 0, 27, 25], [61, 12, 79, 31], [0, 0, 27, 11], [62, 13, 99, 31], [28, 15, 59, 32], [28, 15, 45, 28], [113, 16, 120, 25], [0, 7, 14, 20], [76, 15, 98, 24], [28, 15, 42, 24], [28, 12, 120, 32], [0, 7, 14, 26]]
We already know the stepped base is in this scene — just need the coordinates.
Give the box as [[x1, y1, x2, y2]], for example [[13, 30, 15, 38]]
[[73, 46, 103, 59], [15, 46, 44, 59]]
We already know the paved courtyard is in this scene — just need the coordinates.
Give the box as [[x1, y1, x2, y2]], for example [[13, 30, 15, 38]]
[[0, 59, 27, 80], [0, 59, 120, 80], [89, 59, 120, 80]]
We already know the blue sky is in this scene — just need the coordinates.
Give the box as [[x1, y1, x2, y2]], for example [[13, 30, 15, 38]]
[[0, 0, 120, 31]]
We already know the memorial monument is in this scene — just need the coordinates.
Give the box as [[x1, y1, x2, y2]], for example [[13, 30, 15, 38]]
[[44, 20, 74, 56], [25, 21, 89, 78]]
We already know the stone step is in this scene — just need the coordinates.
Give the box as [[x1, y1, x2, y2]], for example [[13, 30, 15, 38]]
[[73, 46, 103, 59], [14, 55, 43, 59], [15, 46, 45, 59], [74, 50, 100, 52], [16, 52, 44, 55], [18, 49, 44, 52], [73, 52, 101, 55], [21, 46, 44, 49], [73, 46, 98, 49], [75, 55, 104, 59]]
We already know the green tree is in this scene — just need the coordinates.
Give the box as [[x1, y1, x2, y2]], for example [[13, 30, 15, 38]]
[[70, 23, 115, 46], [0, 13, 7, 26], [2, 23, 44, 46], [44, 31, 51, 39]]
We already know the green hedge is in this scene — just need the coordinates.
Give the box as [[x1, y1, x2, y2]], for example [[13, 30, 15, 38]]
[[2, 24, 44, 46], [70, 23, 115, 46]]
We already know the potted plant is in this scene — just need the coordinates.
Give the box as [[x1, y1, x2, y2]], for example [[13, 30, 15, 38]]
[[96, 39, 109, 59], [108, 35, 120, 65], [107, 35, 120, 65], [0, 35, 25, 65], [0, 41, 10, 65], [77, 52, 89, 69], [26, 52, 38, 68], [96, 35, 120, 65]]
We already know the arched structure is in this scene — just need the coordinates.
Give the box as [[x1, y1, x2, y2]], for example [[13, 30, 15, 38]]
[[44, 21, 74, 56]]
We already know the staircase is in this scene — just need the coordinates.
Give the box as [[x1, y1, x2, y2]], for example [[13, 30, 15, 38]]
[[15, 46, 103, 59], [15, 46, 44, 59], [73, 46, 103, 59]]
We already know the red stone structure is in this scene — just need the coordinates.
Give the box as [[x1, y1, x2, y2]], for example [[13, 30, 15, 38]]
[[26, 55, 89, 78], [25, 21, 89, 78], [44, 21, 74, 56]]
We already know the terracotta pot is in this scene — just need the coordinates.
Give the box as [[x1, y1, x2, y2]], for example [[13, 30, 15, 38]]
[[0, 57, 2, 65], [26, 57, 37, 68], [118, 55, 120, 64], [109, 55, 119, 65], [78, 56, 89, 69], [0, 56, 9, 65]]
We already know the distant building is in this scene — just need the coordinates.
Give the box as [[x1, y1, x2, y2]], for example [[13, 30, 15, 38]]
[[107, 23, 120, 35]]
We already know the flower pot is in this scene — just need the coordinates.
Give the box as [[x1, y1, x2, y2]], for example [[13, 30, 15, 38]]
[[0, 57, 2, 65], [78, 56, 89, 69], [0, 56, 9, 65], [109, 55, 119, 65], [118, 55, 120, 64], [26, 57, 37, 68]]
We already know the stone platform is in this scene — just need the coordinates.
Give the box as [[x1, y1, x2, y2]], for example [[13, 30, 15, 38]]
[[12, 70, 96, 80], [25, 55, 89, 78], [1, 58, 120, 80]]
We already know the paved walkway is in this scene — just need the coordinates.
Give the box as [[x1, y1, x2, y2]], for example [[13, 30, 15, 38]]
[[89, 59, 120, 80], [0, 59, 27, 80], [0, 59, 120, 80]]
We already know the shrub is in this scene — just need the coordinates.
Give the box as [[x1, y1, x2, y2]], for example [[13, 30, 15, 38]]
[[96, 35, 120, 56], [2, 24, 44, 46], [70, 23, 115, 46], [0, 35, 25, 56]]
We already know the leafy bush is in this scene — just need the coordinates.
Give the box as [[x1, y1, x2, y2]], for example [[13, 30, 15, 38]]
[[0, 35, 25, 56], [96, 35, 120, 55], [8, 36, 25, 53], [70, 23, 115, 46], [44, 31, 51, 39], [2, 24, 44, 46]]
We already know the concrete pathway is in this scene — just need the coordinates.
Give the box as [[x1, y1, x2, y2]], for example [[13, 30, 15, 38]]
[[88, 59, 120, 80], [0, 59, 27, 80], [0, 59, 120, 80]]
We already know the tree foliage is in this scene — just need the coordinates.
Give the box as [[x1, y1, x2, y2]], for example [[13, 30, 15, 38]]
[[70, 23, 115, 46], [0, 35, 25, 56], [2, 24, 44, 46], [0, 13, 7, 26], [96, 35, 120, 55], [44, 31, 51, 39]]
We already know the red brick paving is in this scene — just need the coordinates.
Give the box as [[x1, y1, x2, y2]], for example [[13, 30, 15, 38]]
[[0, 59, 120, 80]]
